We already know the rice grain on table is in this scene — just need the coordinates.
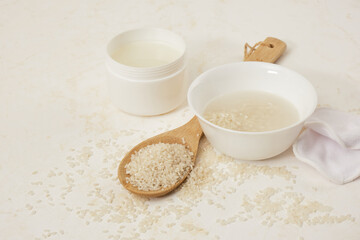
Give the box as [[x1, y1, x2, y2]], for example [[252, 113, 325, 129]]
[[125, 143, 194, 191]]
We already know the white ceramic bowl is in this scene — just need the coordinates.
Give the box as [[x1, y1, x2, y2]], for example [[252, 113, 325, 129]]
[[187, 62, 317, 160]]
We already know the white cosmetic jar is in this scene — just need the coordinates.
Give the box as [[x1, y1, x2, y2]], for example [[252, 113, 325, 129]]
[[106, 28, 186, 116], [188, 62, 317, 160]]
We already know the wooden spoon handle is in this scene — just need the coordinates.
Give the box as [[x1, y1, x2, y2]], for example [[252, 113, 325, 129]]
[[244, 37, 286, 63], [181, 116, 203, 146], [172, 116, 203, 151]]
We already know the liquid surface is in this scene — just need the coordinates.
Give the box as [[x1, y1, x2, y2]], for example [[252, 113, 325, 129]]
[[202, 91, 299, 132], [111, 41, 182, 68]]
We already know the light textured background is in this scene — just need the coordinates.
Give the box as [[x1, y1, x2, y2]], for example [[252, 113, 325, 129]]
[[0, 0, 359, 239]]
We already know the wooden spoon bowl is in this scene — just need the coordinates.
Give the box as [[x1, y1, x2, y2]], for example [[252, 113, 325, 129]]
[[118, 116, 203, 197]]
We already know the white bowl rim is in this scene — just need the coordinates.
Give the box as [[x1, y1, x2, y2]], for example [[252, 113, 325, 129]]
[[187, 61, 318, 135]]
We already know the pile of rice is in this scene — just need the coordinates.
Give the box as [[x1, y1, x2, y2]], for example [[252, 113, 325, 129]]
[[125, 143, 194, 191], [203, 109, 273, 132], [203, 110, 249, 131]]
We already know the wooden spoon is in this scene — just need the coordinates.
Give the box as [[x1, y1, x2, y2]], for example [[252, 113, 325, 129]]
[[118, 116, 203, 197], [118, 37, 286, 197]]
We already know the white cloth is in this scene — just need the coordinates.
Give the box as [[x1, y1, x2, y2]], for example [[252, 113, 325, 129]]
[[293, 108, 360, 184]]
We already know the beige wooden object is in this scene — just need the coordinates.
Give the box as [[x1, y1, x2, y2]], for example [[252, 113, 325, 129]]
[[118, 116, 203, 197], [244, 37, 286, 63], [118, 37, 286, 197]]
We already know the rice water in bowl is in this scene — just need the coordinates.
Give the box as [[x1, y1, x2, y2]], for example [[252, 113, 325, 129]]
[[187, 62, 317, 160], [202, 90, 300, 132]]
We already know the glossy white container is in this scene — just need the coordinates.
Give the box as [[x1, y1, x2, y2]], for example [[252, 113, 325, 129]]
[[187, 62, 317, 160], [106, 28, 186, 116]]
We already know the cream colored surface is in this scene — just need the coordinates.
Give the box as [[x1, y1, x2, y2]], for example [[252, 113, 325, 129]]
[[0, 0, 359, 239]]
